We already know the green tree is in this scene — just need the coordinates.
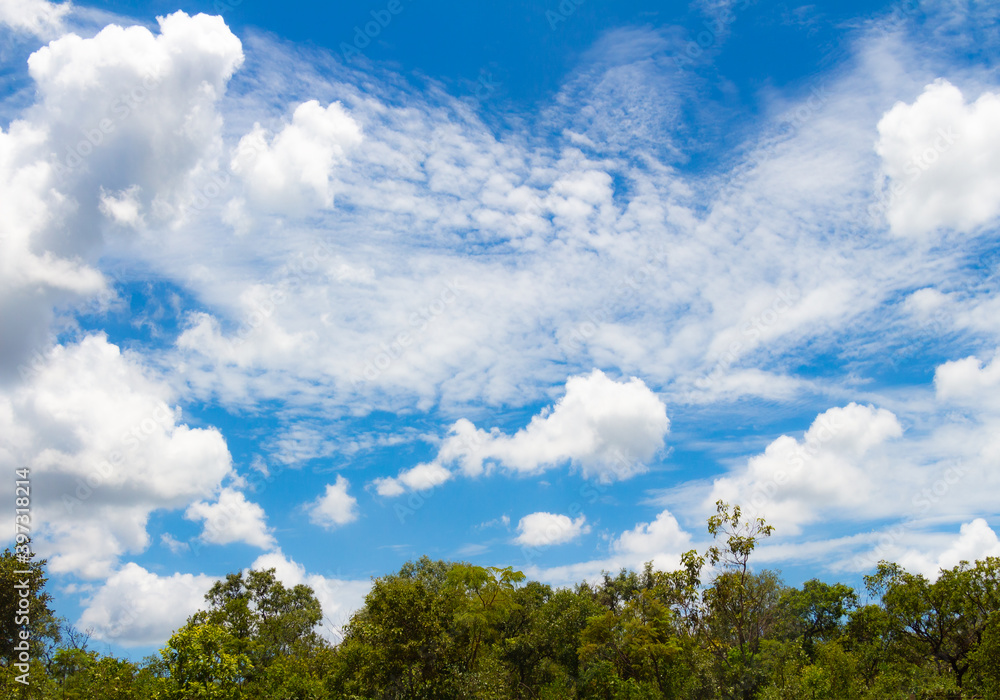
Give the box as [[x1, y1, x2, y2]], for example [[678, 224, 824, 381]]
[[446, 564, 525, 672], [328, 556, 467, 699], [695, 501, 782, 700], [968, 610, 1000, 697], [159, 621, 252, 699], [0, 546, 60, 699], [503, 583, 603, 696], [779, 579, 858, 657], [579, 564, 703, 698], [865, 558, 999, 689], [198, 568, 326, 669]]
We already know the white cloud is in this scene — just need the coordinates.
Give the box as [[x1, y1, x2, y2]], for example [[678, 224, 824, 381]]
[[514, 512, 590, 546], [158, 25, 940, 415], [0, 334, 233, 578], [0, 0, 69, 38], [613, 509, 691, 563], [231, 100, 362, 215], [709, 403, 904, 534], [373, 461, 452, 496], [76, 563, 215, 646], [0, 11, 243, 375], [892, 519, 1000, 579], [307, 475, 359, 529], [934, 351, 1000, 409], [373, 370, 669, 495], [160, 533, 189, 554], [185, 487, 276, 549], [98, 185, 144, 228], [875, 79, 1000, 236], [0, 120, 107, 376]]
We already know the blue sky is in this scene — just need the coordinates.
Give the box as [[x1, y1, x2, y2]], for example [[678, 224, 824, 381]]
[[2, 0, 1000, 658]]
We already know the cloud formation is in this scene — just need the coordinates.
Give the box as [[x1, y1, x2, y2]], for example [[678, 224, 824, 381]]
[[0, 335, 233, 578], [374, 369, 670, 495], [875, 79, 1000, 236], [307, 476, 360, 529], [514, 512, 590, 546]]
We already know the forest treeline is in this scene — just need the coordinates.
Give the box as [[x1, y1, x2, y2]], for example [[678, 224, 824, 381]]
[[2, 502, 999, 699]]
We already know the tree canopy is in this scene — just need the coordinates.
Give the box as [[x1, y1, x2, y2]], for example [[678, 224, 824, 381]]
[[5, 504, 1000, 699]]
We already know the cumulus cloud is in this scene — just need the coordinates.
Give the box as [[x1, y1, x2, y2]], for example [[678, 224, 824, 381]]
[[0, 120, 106, 377], [231, 100, 362, 215], [0, 334, 233, 578], [934, 351, 1000, 409], [307, 475, 359, 529], [613, 510, 691, 564], [375, 370, 669, 495], [709, 403, 904, 533], [892, 519, 1000, 579], [875, 79, 1000, 236], [514, 512, 590, 546], [185, 487, 276, 549], [76, 563, 215, 646], [0, 11, 243, 375]]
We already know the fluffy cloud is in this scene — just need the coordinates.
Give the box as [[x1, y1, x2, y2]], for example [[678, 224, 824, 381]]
[[881, 519, 1000, 580], [934, 351, 1000, 409], [374, 461, 451, 496], [709, 403, 903, 533], [185, 487, 276, 549], [231, 100, 362, 215], [1, 11, 243, 376], [76, 563, 216, 646], [514, 512, 590, 546], [374, 370, 670, 495], [0, 334, 233, 578], [875, 79, 1000, 236], [0, 120, 106, 377], [307, 476, 359, 529], [613, 510, 691, 564], [0, 0, 69, 37]]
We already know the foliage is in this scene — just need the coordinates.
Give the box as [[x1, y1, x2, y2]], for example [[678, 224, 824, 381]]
[[5, 510, 1000, 700]]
